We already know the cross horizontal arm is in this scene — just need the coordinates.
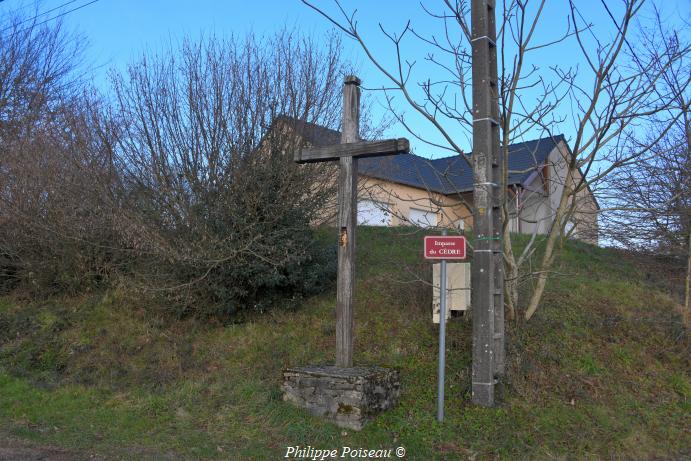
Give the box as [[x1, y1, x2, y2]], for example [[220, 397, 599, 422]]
[[295, 138, 410, 164]]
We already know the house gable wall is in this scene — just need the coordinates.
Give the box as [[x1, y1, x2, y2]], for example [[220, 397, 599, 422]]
[[546, 142, 599, 244], [360, 177, 471, 229]]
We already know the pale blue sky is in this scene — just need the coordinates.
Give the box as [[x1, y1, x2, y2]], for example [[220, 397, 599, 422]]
[[2, 0, 689, 158]]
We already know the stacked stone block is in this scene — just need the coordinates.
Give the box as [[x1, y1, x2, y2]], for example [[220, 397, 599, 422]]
[[282, 365, 400, 430]]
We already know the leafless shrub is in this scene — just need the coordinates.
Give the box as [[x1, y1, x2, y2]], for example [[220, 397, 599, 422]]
[[0, 17, 352, 317], [0, 12, 113, 294], [101, 30, 348, 317]]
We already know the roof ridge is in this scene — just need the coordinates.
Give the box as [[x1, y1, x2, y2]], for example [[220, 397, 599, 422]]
[[276, 116, 565, 159], [273, 115, 339, 131], [431, 134, 565, 162]]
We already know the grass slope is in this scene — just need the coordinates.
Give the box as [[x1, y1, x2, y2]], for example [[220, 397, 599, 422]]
[[0, 227, 688, 460]]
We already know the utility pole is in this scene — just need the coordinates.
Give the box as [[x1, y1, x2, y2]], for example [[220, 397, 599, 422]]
[[471, 0, 504, 406]]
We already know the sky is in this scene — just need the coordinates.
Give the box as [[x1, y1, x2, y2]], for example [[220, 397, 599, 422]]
[[1, 0, 689, 158]]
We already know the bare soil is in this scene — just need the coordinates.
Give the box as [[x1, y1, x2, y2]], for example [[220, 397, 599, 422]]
[[0, 434, 105, 461]]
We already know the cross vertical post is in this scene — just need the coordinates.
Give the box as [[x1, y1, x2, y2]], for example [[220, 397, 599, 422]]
[[285, 76, 407, 430], [294, 76, 409, 369], [471, 0, 503, 406], [336, 76, 360, 368]]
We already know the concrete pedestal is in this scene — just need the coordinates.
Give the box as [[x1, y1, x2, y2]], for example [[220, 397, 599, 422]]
[[282, 365, 400, 430]]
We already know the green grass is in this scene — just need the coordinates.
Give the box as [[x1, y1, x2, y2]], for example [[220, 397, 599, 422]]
[[0, 227, 688, 460]]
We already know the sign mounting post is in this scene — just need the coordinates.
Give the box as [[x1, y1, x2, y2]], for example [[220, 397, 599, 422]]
[[295, 76, 409, 368], [424, 232, 467, 422]]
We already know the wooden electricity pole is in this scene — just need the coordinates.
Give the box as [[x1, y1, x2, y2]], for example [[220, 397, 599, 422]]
[[471, 0, 504, 406], [295, 76, 409, 368]]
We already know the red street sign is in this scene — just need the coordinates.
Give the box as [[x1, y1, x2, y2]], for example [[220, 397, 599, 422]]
[[424, 235, 467, 260]]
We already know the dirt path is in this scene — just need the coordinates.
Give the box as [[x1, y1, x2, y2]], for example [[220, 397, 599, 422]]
[[0, 433, 194, 461], [0, 434, 106, 461]]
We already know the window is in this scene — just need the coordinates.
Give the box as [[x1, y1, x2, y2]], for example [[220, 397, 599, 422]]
[[358, 199, 391, 226], [409, 208, 437, 227]]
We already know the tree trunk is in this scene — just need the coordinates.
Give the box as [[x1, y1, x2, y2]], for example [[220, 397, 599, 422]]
[[683, 109, 690, 329], [524, 168, 574, 321], [684, 230, 690, 328], [503, 221, 518, 321], [524, 237, 557, 321]]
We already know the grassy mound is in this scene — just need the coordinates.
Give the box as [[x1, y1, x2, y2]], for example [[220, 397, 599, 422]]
[[0, 227, 688, 460]]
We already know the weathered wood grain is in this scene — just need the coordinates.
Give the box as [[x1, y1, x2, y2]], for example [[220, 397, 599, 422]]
[[295, 138, 409, 163], [291, 75, 410, 369], [335, 75, 360, 368]]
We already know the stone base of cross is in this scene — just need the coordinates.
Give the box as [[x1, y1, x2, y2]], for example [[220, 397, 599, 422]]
[[282, 76, 408, 430]]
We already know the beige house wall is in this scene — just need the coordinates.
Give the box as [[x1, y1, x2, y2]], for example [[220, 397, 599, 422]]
[[359, 177, 472, 230], [571, 187, 599, 244], [546, 142, 599, 244], [503, 142, 598, 244]]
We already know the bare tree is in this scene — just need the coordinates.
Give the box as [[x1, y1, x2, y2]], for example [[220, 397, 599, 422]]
[[0, 17, 358, 315], [601, 10, 690, 326], [0, 10, 102, 293], [303, 0, 688, 321], [102, 30, 351, 316]]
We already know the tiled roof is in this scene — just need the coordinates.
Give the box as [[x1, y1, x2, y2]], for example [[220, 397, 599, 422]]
[[422, 135, 565, 194], [274, 116, 341, 147], [285, 117, 564, 195]]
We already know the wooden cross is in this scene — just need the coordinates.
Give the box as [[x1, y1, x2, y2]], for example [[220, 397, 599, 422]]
[[295, 75, 409, 368]]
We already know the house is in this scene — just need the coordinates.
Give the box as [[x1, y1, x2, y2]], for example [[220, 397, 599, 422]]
[[280, 118, 599, 244]]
